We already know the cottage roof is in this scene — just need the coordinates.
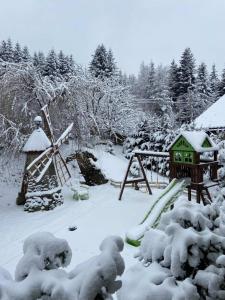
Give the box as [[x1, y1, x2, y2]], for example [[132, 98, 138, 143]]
[[168, 131, 218, 153], [194, 94, 225, 129], [23, 128, 51, 152]]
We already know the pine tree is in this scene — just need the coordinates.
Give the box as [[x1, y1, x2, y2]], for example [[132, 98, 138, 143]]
[[58, 50, 70, 77], [179, 47, 196, 95], [6, 38, 14, 62], [14, 42, 23, 63], [106, 48, 116, 77], [168, 60, 180, 102], [0, 40, 8, 61], [146, 62, 157, 100], [44, 49, 59, 77], [219, 67, 225, 97], [89, 44, 109, 79], [177, 48, 196, 124], [33, 52, 39, 66], [195, 62, 211, 116], [209, 64, 220, 102], [136, 62, 149, 98], [22, 46, 31, 62]]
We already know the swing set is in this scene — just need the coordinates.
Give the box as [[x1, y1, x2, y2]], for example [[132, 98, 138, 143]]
[[118, 150, 169, 200]]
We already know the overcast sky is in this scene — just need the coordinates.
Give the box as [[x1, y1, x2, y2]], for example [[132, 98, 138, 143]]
[[0, 0, 224, 75]]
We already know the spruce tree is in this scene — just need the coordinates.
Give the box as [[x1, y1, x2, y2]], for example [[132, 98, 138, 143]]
[[58, 50, 70, 77], [0, 40, 8, 61], [6, 38, 14, 62], [195, 62, 211, 117], [44, 49, 59, 77], [209, 64, 220, 102], [177, 48, 196, 124], [168, 60, 180, 102], [89, 44, 108, 79], [33, 52, 39, 67], [14, 42, 23, 63], [136, 62, 149, 98], [22, 46, 31, 62], [146, 62, 157, 100], [106, 48, 116, 77], [219, 67, 225, 97], [179, 47, 196, 95]]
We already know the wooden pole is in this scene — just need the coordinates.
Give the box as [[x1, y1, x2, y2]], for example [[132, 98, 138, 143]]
[[136, 154, 152, 195], [118, 155, 134, 200]]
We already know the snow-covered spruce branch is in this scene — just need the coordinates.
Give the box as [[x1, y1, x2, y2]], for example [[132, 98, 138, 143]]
[[119, 193, 225, 300], [0, 232, 125, 300]]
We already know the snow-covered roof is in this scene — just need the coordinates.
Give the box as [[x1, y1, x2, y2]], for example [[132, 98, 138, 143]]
[[23, 128, 51, 152], [194, 95, 225, 129], [168, 131, 218, 153], [34, 116, 42, 123]]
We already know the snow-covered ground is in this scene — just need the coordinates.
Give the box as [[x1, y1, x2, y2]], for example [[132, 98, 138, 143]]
[[0, 146, 164, 280]]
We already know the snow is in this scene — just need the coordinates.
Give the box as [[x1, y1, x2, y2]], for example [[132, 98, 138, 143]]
[[134, 150, 169, 157], [168, 130, 218, 153], [55, 122, 74, 146], [0, 147, 152, 279], [23, 128, 51, 152], [194, 94, 225, 129], [126, 179, 187, 241]]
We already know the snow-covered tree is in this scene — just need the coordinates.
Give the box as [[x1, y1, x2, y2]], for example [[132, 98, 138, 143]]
[[0, 40, 8, 61], [0, 232, 125, 299], [119, 194, 225, 300], [195, 62, 211, 117], [209, 64, 220, 103], [168, 59, 180, 103], [179, 47, 196, 95], [14, 42, 23, 63], [44, 49, 59, 78], [218, 67, 225, 97], [22, 46, 31, 62], [89, 44, 109, 79]]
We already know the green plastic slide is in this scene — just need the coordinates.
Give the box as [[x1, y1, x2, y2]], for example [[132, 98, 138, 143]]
[[126, 178, 188, 247]]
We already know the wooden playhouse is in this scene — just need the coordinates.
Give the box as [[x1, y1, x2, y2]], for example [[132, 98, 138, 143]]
[[168, 131, 219, 204]]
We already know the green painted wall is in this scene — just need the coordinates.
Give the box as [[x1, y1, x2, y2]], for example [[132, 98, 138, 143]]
[[171, 136, 194, 152], [171, 136, 195, 164], [202, 138, 212, 148]]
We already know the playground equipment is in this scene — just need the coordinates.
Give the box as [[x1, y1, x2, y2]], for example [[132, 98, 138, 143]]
[[126, 178, 189, 246], [122, 131, 219, 246], [118, 150, 169, 200], [119, 131, 219, 205]]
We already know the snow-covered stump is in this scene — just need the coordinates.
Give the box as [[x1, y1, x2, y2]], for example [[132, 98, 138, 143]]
[[71, 151, 108, 186], [119, 192, 225, 300], [0, 233, 125, 300]]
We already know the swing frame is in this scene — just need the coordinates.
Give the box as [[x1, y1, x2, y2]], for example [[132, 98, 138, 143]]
[[118, 150, 169, 200]]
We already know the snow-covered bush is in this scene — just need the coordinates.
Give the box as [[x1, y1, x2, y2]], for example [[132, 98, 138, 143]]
[[0, 232, 125, 300], [123, 119, 179, 176], [119, 193, 225, 300]]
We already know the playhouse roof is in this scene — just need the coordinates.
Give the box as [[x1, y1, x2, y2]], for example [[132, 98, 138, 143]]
[[168, 131, 218, 153], [23, 128, 51, 152], [194, 94, 225, 129]]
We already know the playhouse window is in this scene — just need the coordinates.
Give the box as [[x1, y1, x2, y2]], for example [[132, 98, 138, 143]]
[[184, 152, 193, 163], [174, 152, 182, 162]]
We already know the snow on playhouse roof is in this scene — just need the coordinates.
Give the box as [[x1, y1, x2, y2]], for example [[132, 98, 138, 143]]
[[168, 131, 218, 153], [194, 94, 225, 129], [23, 128, 51, 152]]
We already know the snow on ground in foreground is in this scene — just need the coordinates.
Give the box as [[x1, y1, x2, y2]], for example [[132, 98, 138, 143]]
[[0, 181, 153, 275], [0, 147, 164, 276], [0, 146, 172, 300]]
